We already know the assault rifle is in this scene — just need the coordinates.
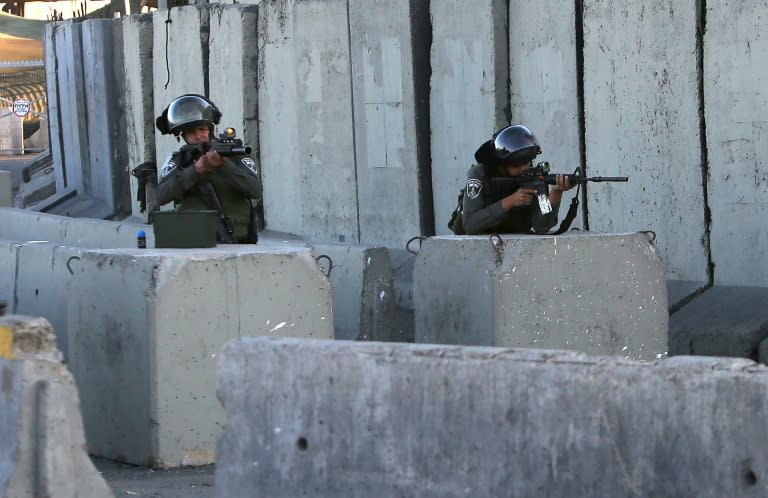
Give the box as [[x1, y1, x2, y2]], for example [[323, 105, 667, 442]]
[[489, 161, 628, 212], [177, 127, 252, 244], [177, 127, 252, 165]]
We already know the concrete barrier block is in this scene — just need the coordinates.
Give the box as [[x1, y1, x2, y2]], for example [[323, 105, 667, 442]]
[[0, 240, 21, 312], [0, 315, 114, 498], [66, 245, 334, 467], [414, 232, 668, 361], [216, 337, 768, 498], [0, 207, 154, 248], [669, 285, 768, 359], [12, 242, 82, 361], [311, 242, 400, 341]]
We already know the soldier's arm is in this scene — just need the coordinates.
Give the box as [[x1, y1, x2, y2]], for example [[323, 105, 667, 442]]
[[156, 153, 205, 205], [216, 156, 263, 202], [462, 166, 511, 235]]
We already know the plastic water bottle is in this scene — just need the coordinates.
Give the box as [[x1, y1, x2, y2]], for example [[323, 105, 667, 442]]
[[137, 229, 146, 249]]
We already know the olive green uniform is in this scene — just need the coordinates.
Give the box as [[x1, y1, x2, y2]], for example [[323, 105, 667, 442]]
[[157, 151, 262, 243]]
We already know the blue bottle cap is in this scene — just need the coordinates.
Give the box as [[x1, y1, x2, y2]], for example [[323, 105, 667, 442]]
[[137, 229, 146, 237]]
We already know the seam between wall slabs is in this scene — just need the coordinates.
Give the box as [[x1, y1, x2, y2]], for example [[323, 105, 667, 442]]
[[411, 0, 434, 236], [696, 0, 714, 287], [345, 0, 361, 244], [574, 0, 588, 230], [670, 0, 714, 315], [201, 7, 210, 100]]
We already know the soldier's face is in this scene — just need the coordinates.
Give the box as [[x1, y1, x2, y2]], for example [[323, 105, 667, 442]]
[[505, 161, 530, 176], [181, 125, 211, 145]]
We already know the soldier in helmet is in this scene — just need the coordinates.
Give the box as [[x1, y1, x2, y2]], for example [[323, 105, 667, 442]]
[[461, 124, 574, 235], [155, 94, 262, 243]]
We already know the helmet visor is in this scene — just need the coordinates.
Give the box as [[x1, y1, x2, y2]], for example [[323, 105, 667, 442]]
[[493, 125, 540, 161]]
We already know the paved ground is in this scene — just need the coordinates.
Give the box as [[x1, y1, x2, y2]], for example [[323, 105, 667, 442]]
[[92, 457, 216, 498]]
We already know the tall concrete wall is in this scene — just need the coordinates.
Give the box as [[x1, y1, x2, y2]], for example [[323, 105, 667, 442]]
[[38, 1, 768, 291], [349, 0, 431, 244], [152, 6, 207, 168], [216, 337, 768, 497], [704, 1, 768, 286], [123, 13, 156, 219], [430, 0, 508, 236], [582, 1, 707, 283]]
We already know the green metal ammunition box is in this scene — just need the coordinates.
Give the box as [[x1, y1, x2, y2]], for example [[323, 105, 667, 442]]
[[153, 210, 218, 248]]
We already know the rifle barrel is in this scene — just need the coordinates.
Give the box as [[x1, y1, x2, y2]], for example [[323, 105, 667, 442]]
[[582, 176, 629, 182]]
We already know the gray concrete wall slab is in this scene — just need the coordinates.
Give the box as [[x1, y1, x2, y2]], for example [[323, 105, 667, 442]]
[[293, 0, 357, 242], [349, 0, 428, 245], [582, 1, 707, 282], [258, 0, 359, 242], [66, 245, 333, 467], [208, 4, 260, 158], [430, 0, 508, 236], [215, 337, 768, 498], [123, 13, 157, 220], [704, 2, 768, 286], [82, 19, 131, 217], [43, 22, 64, 193], [257, 0, 303, 236], [152, 6, 207, 170], [414, 232, 667, 361], [50, 20, 90, 194]]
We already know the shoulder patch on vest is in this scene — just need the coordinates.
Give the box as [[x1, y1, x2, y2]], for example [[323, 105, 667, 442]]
[[241, 157, 258, 176], [466, 178, 482, 199], [160, 154, 177, 179]]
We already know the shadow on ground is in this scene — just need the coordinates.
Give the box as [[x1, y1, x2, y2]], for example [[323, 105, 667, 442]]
[[92, 457, 215, 498]]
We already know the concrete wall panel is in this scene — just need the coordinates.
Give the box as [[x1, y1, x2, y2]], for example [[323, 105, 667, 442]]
[[349, 0, 428, 245], [52, 21, 89, 194], [123, 13, 156, 220], [294, 0, 357, 242], [43, 23, 64, 192], [209, 5, 260, 154], [215, 338, 768, 497], [257, 0, 303, 235], [582, 1, 707, 282], [66, 246, 333, 467], [152, 6, 207, 170], [704, 2, 768, 286], [430, 0, 508, 235], [82, 19, 130, 216]]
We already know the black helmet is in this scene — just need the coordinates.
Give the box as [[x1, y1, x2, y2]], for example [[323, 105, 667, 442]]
[[492, 125, 541, 165], [156, 94, 221, 136], [474, 124, 541, 166]]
